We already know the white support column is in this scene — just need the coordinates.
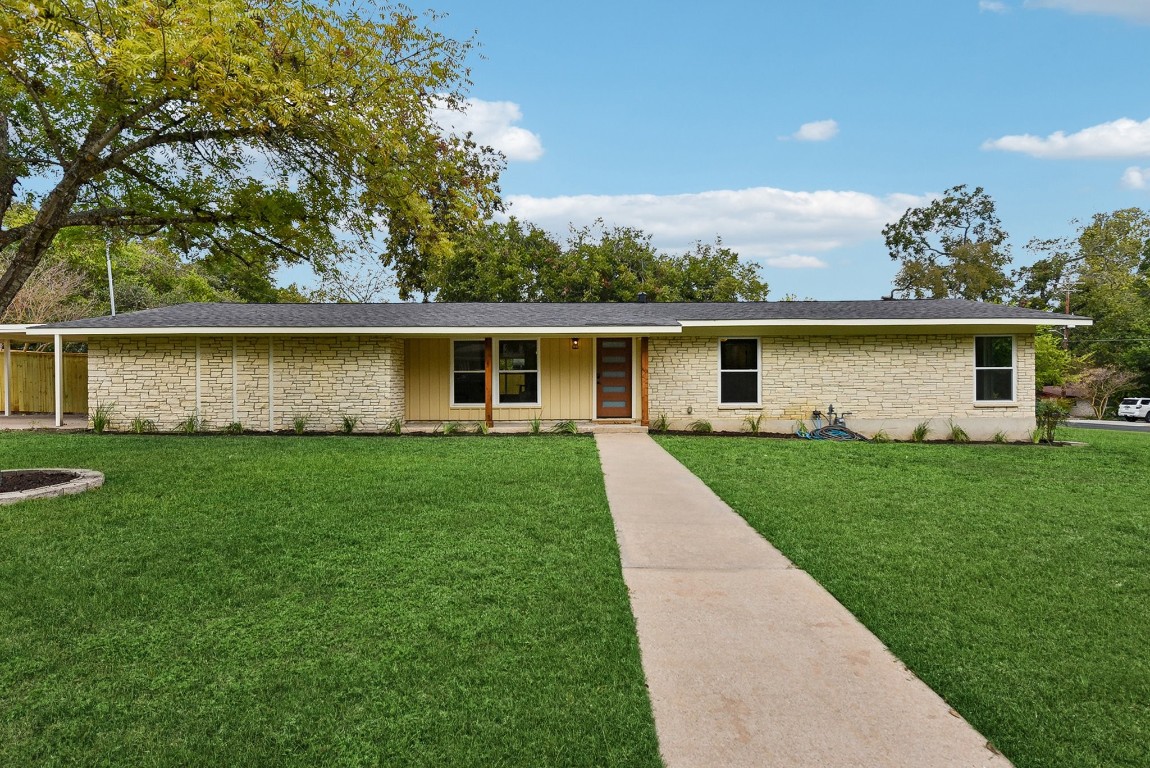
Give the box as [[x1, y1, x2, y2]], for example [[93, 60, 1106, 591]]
[[194, 337, 201, 418], [2, 338, 10, 417], [232, 336, 238, 424], [54, 334, 64, 427], [267, 337, 275, 432]]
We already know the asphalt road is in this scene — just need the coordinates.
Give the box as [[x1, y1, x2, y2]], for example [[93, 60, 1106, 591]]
[[1067, 419, 1150, 432]]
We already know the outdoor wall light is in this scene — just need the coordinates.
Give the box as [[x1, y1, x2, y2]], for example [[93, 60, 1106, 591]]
[[571, 338, 580, 350]]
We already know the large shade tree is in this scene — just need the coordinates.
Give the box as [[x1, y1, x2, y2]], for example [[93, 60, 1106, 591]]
[[0, 0, 503, 311], [882, 185, 1013, 301]]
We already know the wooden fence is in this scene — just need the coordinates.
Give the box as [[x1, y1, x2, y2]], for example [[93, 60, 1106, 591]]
[[4, 350, 88, 414]]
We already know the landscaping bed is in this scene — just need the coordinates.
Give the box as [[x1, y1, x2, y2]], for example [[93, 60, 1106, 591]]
[[0, 469, 78, 492]]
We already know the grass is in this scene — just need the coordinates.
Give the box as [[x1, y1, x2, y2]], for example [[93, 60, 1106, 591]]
[[656, 429, 1150, 768], [0, 433, 660, 767]]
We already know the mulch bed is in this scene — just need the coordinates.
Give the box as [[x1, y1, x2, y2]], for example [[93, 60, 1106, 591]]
[[0, 470, 79, 493]]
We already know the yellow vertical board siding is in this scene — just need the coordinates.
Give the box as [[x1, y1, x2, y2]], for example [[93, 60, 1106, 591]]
[[8, 351, 88, 413], [404, 337, 593, 421]]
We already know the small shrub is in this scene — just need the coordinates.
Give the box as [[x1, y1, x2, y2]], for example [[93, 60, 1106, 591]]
[[442, 421, 462, 436], [384, 417, 402, 435], [793, 419, 808, 436], [90, 401, 115, 433], [225, 421, 244, 435], [911, 421, 931, 443], [176, 414, 203, 434], [1035, 399, 1070, 444], [871, 429, 891, 443], [650, 413, 670, 433], [130, 416, 156, 434], [687, 419, 713, 434], [992, 430, 1008, 444], [528, 415, 542, 435], [947, 419, 970, 444], [743, 413, 763, 434], [291, 414, 310, 435], [1027, 428, 1042, 444], [472, 421, 489, 435], [340, 414, 360, 434], [549, 419, 579, 435]]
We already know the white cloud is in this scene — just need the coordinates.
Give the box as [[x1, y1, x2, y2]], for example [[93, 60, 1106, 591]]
[[1025, 0, 1150, 23], [1121, 166, 1150, 189], [979, 1, 1008, 13], [432, 98, 544, 162], [982, 117, 1150, 158], [783, 119, 839, 142], [503, 186, 928, 266], [766, 254, 829, 269]]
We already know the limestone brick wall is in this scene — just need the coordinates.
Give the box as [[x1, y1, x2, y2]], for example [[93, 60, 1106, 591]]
[[88, 335, 405, 432], [649, 333, 1036, 440]]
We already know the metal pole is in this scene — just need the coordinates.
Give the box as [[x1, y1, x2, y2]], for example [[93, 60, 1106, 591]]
[[54, 334, 63, 427], [105, 237, 116, 316]]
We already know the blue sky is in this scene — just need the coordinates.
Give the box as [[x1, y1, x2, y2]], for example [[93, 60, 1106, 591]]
[[320, 0, 1150, 300]]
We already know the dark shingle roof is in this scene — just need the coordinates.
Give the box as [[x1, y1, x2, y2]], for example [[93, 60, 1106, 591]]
[[34, 299, 1089, 331]]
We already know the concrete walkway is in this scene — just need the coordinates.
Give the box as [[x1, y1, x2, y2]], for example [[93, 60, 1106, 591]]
[[596, 433, 1011, 768], [0, 413, 87, 430]]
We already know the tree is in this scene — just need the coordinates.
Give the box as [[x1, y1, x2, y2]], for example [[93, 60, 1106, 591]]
[[1075, 366, 1138, 419], [1016, 209, 1150, 387], [0, 0, 502, 312], [429, 219, 769, 302], [883, 185, 1012, 301], [1034, 330, 1073, 390]]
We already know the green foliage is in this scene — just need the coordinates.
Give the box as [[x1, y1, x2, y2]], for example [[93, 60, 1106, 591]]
[[176, 414, 203, 434], [992, 430, 1008, 444], [883, 185, 1012, 301], [472, 421, 490, 435], [89, 401, 114, 434], [650, 413, 670, 433], [743, 413, 763, 434], [549, 419, 579, 435], [130, 416, 156, 434], [384, 418, 403, 436], [911, 421, 931, 442], [870, 429, 891, 443], [687, 419, 713, 434], [291, 415, 310, 435], [946, 419, 970, 443], [793, 419, 808, 435], [442, 421, 463, 436], [433, 219, 768, 302], [528, 415, 542, 435], [0, 0, 502, 311], [1035, 399, 1070, 444], [1034, 331, 1073, 389], [340, 414, 360, 435], [225, 422, 244, 435]]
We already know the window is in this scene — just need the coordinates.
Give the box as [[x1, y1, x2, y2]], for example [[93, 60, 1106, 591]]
[[452, 340, 485, 406], [974, 336, 1015, 402], [719, 338, 760, 405], [497, 340, 539, 405]]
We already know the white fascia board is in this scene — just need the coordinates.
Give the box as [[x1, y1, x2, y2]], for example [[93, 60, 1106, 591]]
[[39, 324, 686, 337], [679, 317, 1093, 328]]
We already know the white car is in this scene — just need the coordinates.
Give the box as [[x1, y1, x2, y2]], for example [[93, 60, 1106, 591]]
[[1118, 397, 1150, 422]]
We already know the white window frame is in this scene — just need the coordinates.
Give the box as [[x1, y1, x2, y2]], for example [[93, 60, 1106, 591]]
[[718, 337, 761, 408], [450, 338, 486, 408], [973, 334, 1016, 404], [494, 337, 542, 408]]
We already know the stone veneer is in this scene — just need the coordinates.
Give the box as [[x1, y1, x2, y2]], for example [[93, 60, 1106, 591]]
[[88, 335, 405, 432], [649, 333, 1036, 440]]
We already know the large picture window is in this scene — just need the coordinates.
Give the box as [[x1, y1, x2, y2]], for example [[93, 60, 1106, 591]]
[[498, 340, 539, 405], [452, 340, 485, 406], [974, 336, 1015, 402], [719, 339, 760, 405]]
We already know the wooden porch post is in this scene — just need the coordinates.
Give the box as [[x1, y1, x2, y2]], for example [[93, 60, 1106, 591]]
[[54, 334, 64, 427], [484, 337, 494, 428], [640, 337, 650, 426]]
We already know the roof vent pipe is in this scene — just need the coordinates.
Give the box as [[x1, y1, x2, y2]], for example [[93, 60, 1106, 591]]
[[637, 291, 648, 303]]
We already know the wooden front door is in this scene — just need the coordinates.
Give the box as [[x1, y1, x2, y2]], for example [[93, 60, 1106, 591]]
[[596, 339, 632, 418]]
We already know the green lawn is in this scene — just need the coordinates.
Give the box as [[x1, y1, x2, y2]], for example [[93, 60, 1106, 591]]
[[657, 428, 1150, 768], [0, 433, 661, 767]]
